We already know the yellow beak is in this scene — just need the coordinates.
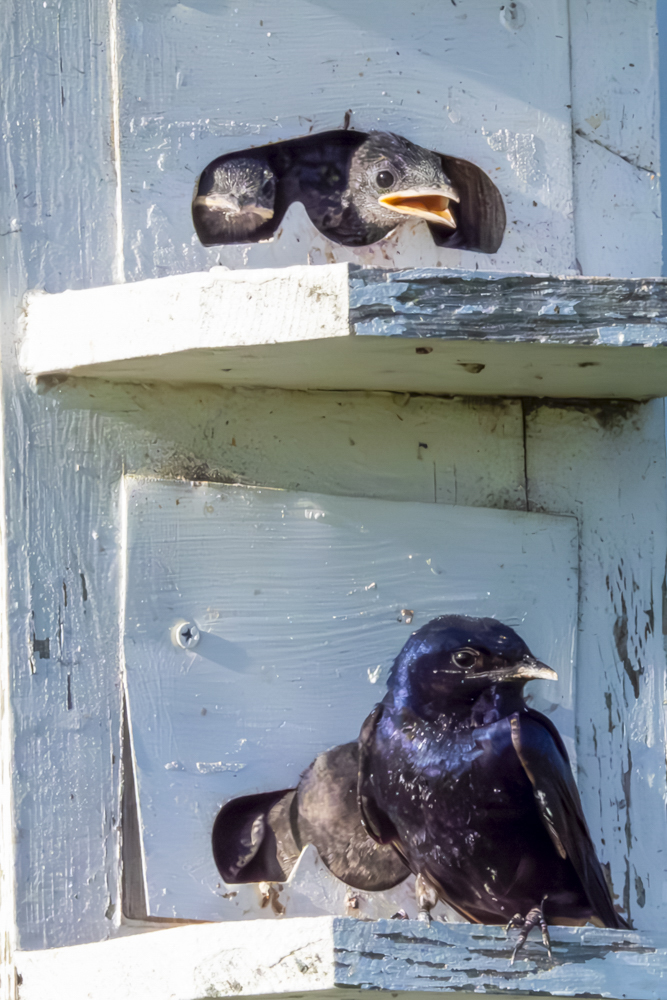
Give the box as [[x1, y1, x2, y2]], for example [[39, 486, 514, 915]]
[[378, 187, 460, 228]]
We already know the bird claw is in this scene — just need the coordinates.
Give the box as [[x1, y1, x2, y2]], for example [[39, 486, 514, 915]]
[[508, 896, 552, 964], [415, 872, 439, 924], [506, 912, 524, 932]]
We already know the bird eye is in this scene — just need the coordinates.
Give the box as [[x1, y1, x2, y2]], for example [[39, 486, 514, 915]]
[[453, 650, 477, 668], [376, 170, 395, 189]]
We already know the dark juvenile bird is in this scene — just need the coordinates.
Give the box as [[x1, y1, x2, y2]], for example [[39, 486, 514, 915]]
[[282, 130, 461, 247], [193, 130, 505, 253], [212, 740, 409, 891], [357, 615, 628, 959], [192, 154, 280, 246]]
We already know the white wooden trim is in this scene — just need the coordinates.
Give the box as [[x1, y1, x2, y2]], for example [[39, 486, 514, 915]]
[[15, 917, 667, 1000], [19, 264, 351, 375], [15, 917, 335, 1000], [19, 265, 667, 399]]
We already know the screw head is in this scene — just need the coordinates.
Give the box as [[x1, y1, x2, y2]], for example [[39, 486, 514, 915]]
[[171, 620, 200, 649], [500, 2, 525, 29]]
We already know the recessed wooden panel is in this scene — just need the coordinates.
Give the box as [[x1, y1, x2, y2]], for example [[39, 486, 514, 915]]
[[116, 0, 574, 276], [122, 478, 578, 920]]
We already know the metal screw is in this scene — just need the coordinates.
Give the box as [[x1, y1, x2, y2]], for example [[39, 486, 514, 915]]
[[500, 2, 525, 29], [171, 620, 200, 649]]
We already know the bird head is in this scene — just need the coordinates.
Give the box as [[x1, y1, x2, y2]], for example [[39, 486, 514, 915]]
[[387, 615, 556, 710], [192, 156, 276, 244], [347, 132, 460, 230]]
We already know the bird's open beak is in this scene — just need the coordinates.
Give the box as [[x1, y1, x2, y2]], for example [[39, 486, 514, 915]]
[[192, 194, 274, 220], [378, 187, 460, 228], [473, 657, 558, 684]]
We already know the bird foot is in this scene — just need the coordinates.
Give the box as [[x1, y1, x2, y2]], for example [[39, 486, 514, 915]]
[[507, 896, 552, 963], [415, 872, 439, 923], [345, 891, 361, 916], [258, 881, 285, 916]]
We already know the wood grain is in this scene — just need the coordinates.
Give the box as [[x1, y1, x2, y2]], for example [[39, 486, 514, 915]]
[[21, 267, 667, 400], [122, 479, 577, 920], [15, 916, 667, 1000]]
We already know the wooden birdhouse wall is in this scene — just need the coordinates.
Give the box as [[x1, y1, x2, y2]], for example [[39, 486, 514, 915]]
[[0, 2, 666, 999]]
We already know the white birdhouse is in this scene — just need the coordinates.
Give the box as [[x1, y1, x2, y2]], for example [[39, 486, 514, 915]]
[[2, 3, 667, 1000]]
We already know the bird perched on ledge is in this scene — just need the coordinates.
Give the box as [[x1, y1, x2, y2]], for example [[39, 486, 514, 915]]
[[212, 615, 624, 959], [192, 129, 505, 253], [357, 615, 628, 959]]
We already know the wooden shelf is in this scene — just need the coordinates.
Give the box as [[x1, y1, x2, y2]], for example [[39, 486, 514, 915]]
[[15, 916, 666, 1000], [20, 264, 667, 400]]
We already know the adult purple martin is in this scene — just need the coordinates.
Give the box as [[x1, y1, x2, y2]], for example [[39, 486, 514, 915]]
[[193, 130, 505, 252], [212, 740, 409, 891], [358, 615, 628, 960]]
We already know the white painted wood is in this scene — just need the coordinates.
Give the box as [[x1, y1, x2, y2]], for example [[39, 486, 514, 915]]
[[123, 477, 578, 920], [571, 134, 662, 278], [569, 0, 662, 276], [19, 264, 351, 374], [0, 0, 123, 960], [0, 0, 664, 982], [15, 917, 667, 1000], [116, 0, 575, 277], [16, 916, 337, 1000], [52, 383, 528, 512], [525, 397, 667, 931], [21, 266, 667, 400], [569, 0, 659, 171]]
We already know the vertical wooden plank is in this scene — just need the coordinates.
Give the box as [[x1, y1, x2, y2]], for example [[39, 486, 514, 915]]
[[525, 397, 667, 929], [0, 0, 122, 950], [569, 0, 662, 276]]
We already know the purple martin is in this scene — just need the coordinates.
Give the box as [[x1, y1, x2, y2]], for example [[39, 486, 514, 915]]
[[192, 155, 280, 246], [212, 741, 409, 891], [357, 615, 628, 959], [280, 130, 461, 247], [193, 130, 505, 252]]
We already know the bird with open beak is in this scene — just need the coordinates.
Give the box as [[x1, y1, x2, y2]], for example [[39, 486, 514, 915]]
[[334, 131, 460, 245], [192, 129, 506, 252], [192, 155, 278, 246], [358, 615, 628, 961]]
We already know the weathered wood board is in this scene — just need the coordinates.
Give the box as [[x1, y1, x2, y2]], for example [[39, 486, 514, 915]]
[[21, 267, 667, 400], [0, 0, 664, 988], [15, 916, 667, 1000], [123, 478, 577, 920]]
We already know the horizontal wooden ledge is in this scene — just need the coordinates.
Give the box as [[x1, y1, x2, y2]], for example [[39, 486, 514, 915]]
[[20, 264, 667, 399], [14, 916, 666, 1000]]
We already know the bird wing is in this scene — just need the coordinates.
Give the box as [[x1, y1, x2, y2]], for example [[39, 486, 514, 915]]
[[510, 710, 628, 928], [357, 703, 403, 847], [428, 154, 506, 253], [297, 741, 410, 891]]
